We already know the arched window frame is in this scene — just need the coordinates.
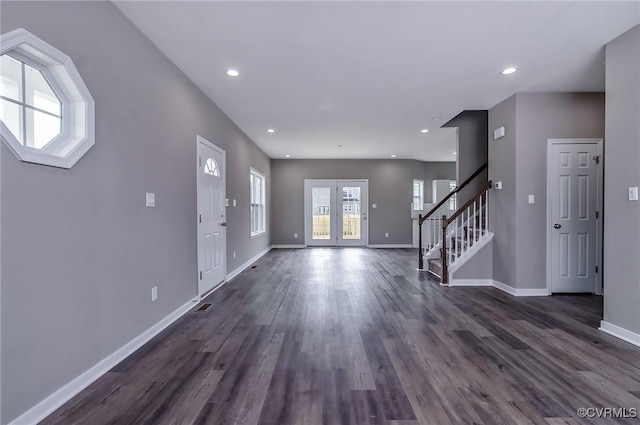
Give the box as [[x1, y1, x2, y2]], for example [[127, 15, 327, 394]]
[[0, 28, 95, 169], [204, 158, 220, 176]]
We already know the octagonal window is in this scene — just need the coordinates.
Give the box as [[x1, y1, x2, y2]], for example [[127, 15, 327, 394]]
[[0, 29, 94, 169]]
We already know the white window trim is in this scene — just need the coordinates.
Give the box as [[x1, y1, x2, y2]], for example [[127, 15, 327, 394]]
[[0, 28, 95, 169], [250, 167, 266, 238], [413, 179, 424, 210]]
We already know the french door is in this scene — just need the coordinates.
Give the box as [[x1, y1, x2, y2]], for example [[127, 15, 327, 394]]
[[304, 180, 369, 246]]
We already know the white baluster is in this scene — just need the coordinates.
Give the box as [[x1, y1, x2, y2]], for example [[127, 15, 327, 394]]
[[473, 201, 477, 242]]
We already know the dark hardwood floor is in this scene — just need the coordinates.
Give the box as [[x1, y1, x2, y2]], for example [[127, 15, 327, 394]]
[[41, 248, 640, 425]]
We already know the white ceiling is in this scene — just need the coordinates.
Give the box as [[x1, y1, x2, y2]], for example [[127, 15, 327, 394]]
[[114, 1, 639, 162]]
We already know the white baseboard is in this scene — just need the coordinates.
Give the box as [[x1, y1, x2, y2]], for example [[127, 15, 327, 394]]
[[367, 244, 414, 248], [271, 244, 306, 249], [515, 288, 549, 297], [9, 297, 198, 425], [226, 246, 272, 282], [449, 279, 493, 287], [492, 280, 548, 297], [491, 279, 517, 296], [599, 321, 640, 348]]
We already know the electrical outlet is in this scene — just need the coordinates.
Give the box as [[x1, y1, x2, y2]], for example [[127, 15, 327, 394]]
[[233, 250, 236, 259], [528, 194, 535, 204], [151, 286, 158, 302], [629, 187, 638, 201], [233, 199, 237, 207], [385, 232, 389, 238], [294, 233, 298, 239]]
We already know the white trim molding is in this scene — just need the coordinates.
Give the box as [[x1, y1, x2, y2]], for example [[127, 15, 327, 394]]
[[492, 280, 548, 297], [448, 233, 493, 275], [492, 280, 518, 296], [599, 321, 640, 348], [367, 244, 414, 248], [8, 298, 198, 425], [226, 246, 272, 282], [0, 28, 95, 169], [272, 244, 306, 249], [449, 279, 493, 287]]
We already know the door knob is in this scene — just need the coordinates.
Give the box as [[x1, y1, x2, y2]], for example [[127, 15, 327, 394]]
[[220, 222, 227, 227], [554, 224, 561, 229]]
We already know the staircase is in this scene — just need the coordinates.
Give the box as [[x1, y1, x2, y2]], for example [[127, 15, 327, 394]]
[[418, 164, 492, 285]]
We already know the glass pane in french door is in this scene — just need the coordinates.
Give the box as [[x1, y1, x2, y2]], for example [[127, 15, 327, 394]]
[[342, 186, 361, 239], [312, 187, 331, 240]]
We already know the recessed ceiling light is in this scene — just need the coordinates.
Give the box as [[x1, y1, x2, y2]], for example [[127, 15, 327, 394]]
[[226, 69, 239, 77], [500, 67, 517, 75], [285, 154, 291, 158], [391, 154, 397, 158], [452, 152, 457, 155], [338, 144, 343, 147], [267, 129, 275, 133], [421, 129, 429, 133]]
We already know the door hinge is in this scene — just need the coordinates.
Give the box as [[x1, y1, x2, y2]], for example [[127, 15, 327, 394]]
[[199, 214, 202, 223], [199, 271, 203, 280], [595, 266, 598, 274], [596, 211, 599, 219]]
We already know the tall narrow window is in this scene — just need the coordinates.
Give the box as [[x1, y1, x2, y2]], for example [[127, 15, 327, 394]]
[[449, 180, 457, 211], [250, 168, 266, 236], [413, 179, 424, 210]]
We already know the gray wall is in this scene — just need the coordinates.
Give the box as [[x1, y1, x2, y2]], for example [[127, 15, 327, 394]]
[[488, 95, 517, 287], [1, 2, 270, 423], [515, 93, 605, 289], [270, 159, 455, 245], [488, 93, 605, 290], [442, 110, 489, 205], [603, 25, 640, 335]]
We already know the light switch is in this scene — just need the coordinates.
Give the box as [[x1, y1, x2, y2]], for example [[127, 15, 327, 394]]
[[226, 198, 229, 207], [528, 194, 535, 204], [494, 181, 503, 190], [372, 203, 377, 209], [233, 199, 237, 207], [145, 192, 155, 207], [629, 187, 639, 201]]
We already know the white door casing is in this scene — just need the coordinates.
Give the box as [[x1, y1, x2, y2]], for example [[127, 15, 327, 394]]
[[304, 179, 369, 247], [197, 136, 226, 297], [547, 139, 602, 294]]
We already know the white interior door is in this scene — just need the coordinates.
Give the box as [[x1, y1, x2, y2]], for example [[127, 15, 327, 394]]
[[548, 140, 600, 293], [304, 179, 368, 247], [197, 136, 226, 296]]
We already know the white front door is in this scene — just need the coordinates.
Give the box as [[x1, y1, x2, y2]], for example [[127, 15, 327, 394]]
[[304, 179, 369, 247], [548, 140, 601, 293], [197, 136, 226, 296]]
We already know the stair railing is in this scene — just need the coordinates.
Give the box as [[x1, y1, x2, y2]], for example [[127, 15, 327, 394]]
[[418, 163, 487, 269], [441, 180, 493, 285]]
